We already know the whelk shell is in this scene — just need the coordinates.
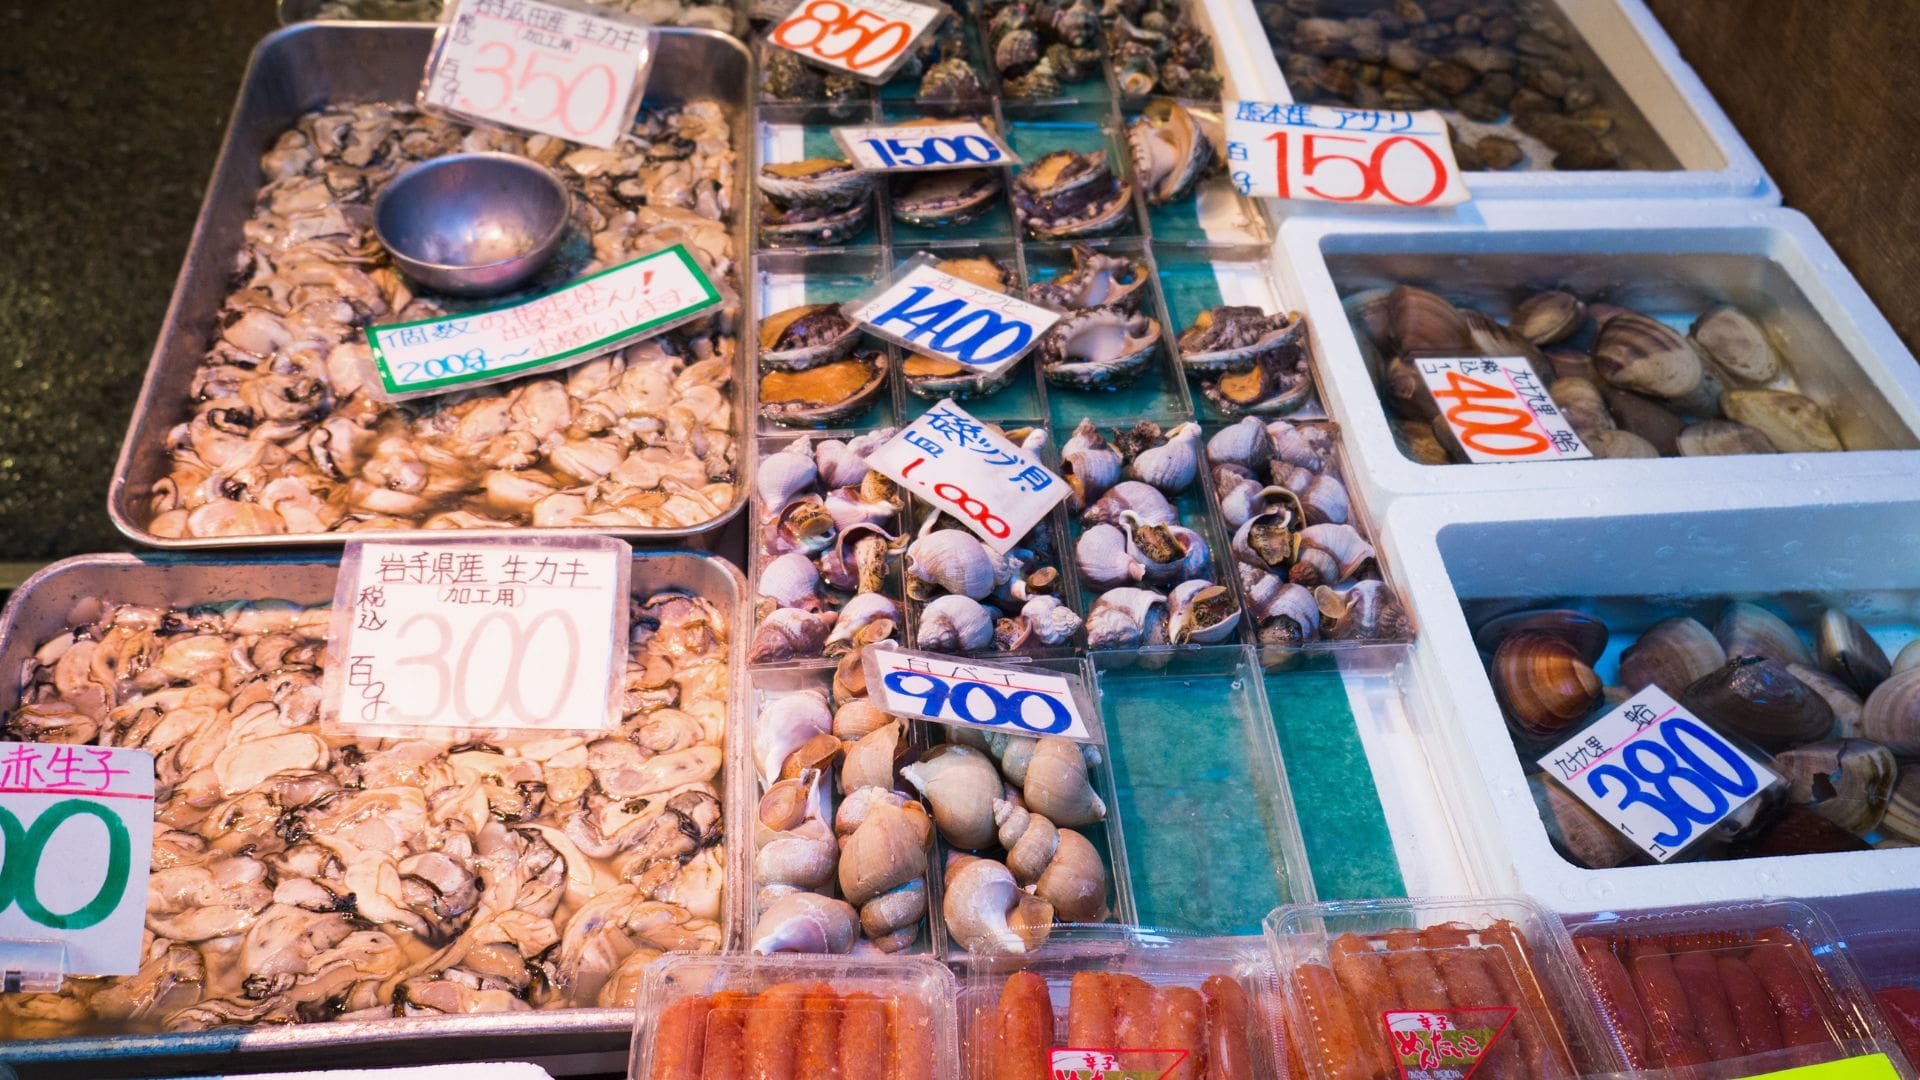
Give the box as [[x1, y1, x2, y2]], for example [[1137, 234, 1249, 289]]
[[1062, 417, 1123, 511], [1020, 736, 1106, 826], [901, 744, 1002, 850], [941, 854, 1051, 955], [907, 528, 996, 600], [1315, 579, 1408, 642], [1125, 422, 1201, 494], [1087, 587, 1168, 650], [916, 594, 996, 654], [1206, 416, 1272, 471], [1075, 523, 1144, 591], [1169, 580, 1240, 644], [755, 438, 817, 509], [1081, 480, 1174, 528]]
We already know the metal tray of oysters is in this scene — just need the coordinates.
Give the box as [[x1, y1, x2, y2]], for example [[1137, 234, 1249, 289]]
[[0, 549, 745, 1075], [278, 0, 750, 38], [109, 24, 757, 548]]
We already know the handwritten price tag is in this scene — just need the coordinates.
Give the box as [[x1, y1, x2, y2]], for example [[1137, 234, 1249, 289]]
[[1418, 356, 1591, 463], [833, 121, 1018, 172], [1539, 686, 1777, 863], [1383, 1009, 1514, 1079], [366, 246, 721, 401], [0, 743, 154, 978], [866, 400, 1068, 554], [420, 0, 653, 149], [1225, 101, 1468, 207], [846, 255, 1060, 379], [865, 647, 1097, 741], [324, 537, 630, 734], [1047, 1049, 1185, 1080], [769, 0, 945, 82]]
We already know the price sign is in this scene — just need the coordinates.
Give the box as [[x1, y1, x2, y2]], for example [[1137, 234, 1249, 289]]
[[1048, 1049, 1185, 1080], [1383, 1009, 1514, 1080], [323, 537, 630, 734], [768, 0, 945, 82], [0, 743, 155, 978], [365, 246, 721, 401], [1539, 686, 1777, 863], [865, 647, 1098, 741], [1224, 101, 1468, 207], [1418, 356, 1591, 463], [419, 0, 653, 149], [865, 400, 1069, 554], [832, 121, 1019, 172], [845, 255, 1060, 379]]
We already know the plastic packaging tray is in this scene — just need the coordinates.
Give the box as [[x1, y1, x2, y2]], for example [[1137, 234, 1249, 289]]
[[1266, 894, 1627, 1080], [1825, 897, 1920, 1070], [1379, 481, 1920, 912], [1204, 0, 1777, 201], [1565, 900, 1914, 1076], [1275, 200, 1920, 504], [628, 953, 960, 1080]]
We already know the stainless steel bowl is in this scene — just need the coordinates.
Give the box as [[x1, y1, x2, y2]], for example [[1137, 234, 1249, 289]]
[[373, 151, 571, 296]]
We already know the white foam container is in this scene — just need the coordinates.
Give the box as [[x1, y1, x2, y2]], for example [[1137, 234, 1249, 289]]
[[1375, 479, 1920, 913], [1270, 200, 1920, 509], [1202, 0, 1777, 201]]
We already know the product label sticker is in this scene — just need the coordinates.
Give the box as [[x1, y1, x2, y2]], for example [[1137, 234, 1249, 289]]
[[845, 255, 1060, 379], [1417, 356, 1591, 463], [767, 0, 946, 83], [365, 246, 721, 401], [1733, 1053, 1901, 1080], [864, 399, 1068, 554], [864, 646, 1099, 742], [419, 0, 654, 148], [1047, 1048, 1188, 1080], [1224, 101, 1468, 207], [1539, 685, 1777, 863], [1382, 1008, 1516, 1080], [832, 120, 1019, 172], [0, 742, 156, 978], [323, 537, 630, 734]]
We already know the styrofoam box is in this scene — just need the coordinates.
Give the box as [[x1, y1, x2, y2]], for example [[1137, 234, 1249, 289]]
[[1202, 0, 1777, 201], [1376, 480, 1920, 913], [1272, 200, 1920, 507]]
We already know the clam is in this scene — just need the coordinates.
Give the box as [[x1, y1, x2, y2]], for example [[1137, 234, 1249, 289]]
[[1547, 377, 1614, 440], [1169, 580, 1240, 644], [1126, 422, 1201, 493], [1395, 418, 1451, 465], [1038, 307, 1162, 390], [1011, 150, 1132, 239], [1206, 417, 1272, 471], [755, 438, 817, 509], [1861, 667, 1920, 755], [1082, 480, 1174, 528], [1721, 390, 1842, 453], [756, 158, 873, 210], [1683, 656, 1834, 751], [1592, 312, 1703, 400], [1676, 418, 1777, 457], [1531, 774, 1640, 869], [1386, 285, 1472, 353], [1177, 306, 1304, 374], [916, 594, 996, 654], [1062, 417, 1123, 510], [1818, 608, 1892, 695], [906, 528, 996, 600], [1789, 663, 1865, 738], [1618, 616, 1725, 696], [1473, 608, 1609, 664], [1715, 601, 1815, 668], [901, 744, 1002, 850], [1510, 290, 1586, 346], [890, 168, 1002, 228], [1602, 388, 1685, 456], [1383, 355, 1442, 422], [1028, 245, 1149, 312], [1316, 579, 1409, 642], [1492, 631, 1602, 740], [758, 303, 861, 372], [1882, 764, 1920, 845], [902, 352, 1017, 401], [1690, 305, 1779, 385], [1899, 640, 1920, 675], [1087, 587, 1168, 650], [759, 351, 890, 428], [1586, 430, 1660, 459], [1126, 99, 1215, 206], [1771, 739, 1898, 836]]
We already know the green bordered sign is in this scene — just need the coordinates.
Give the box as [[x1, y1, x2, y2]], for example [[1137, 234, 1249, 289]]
[[365, 244, 721, 401], [0, 742, 155, 978]]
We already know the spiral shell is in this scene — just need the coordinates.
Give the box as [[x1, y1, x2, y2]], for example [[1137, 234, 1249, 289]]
[[1126, 422, 1201, 494], [1075, 523, 1144, 591], [814, 438, 871, 489], [756, 439, 818, 510], [758, 551, 822, 610], [1081, 481, 1173, 528], [902, 744, 1002, 850], [1169, 579, 1239, 644], [1206, 416, 1273, 471], [1021, 736, 1106, 826], [1087, 587, 1168, 650], [916, 594, 995, 654], [907, 529, 996, 599]]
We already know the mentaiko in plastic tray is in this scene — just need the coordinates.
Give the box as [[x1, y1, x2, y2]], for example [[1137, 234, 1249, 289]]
[[1265, 895, 1625, 1080]]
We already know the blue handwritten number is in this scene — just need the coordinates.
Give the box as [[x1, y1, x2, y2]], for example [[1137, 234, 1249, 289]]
[[1665, 716, 1758, 798], [882, 670, 950, 717], [1624, 739, 1728, 827], [872, 286, 1033, 366], [1587, 717, 1754, 850], [1588, 763, 1691, 848], [881, 672, 1073, 734], [1003, 689, 1072, 734]]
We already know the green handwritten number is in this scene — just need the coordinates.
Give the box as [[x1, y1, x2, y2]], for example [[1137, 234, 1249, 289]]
[[0, 800, 132, 930]]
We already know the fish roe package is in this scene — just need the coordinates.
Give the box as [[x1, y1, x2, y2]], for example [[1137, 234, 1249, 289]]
[[1568, 902, 1914, 1077], [1266, 896, 1625, 1080], [1840, 923, 1920, 1070], [629, 953, 959, 1080], [959, 927, 1280, 1080]]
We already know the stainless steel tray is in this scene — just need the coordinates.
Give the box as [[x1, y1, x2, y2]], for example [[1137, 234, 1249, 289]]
[[107, 23, 756, 550], [0, 549, 746, 1077], [278, 0, 752, 39]]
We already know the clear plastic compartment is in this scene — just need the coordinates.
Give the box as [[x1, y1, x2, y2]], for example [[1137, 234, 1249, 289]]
[[629, 953, 960, 1080], [1834, 914, 1920, 1069], [1266, 894, 1627, 1080], [1158, 248, 1322, 424], [1564, 900, 1914, 1077], [955, 927, 1283, 1080]]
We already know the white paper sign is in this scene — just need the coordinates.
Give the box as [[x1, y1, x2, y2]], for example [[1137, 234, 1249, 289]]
[[865, 647, 1097, 742], [845, 257, 1060, 379], [1539, 686, 1776, 862], [766, 0, 946, 83], [324, 537, 630, 734], [0, 743, 155, 978], [833, 121, 1019, 172], [366, 246, 721, 401], [866, 400, 1068, 555], [1224, 100, 1468, 207], [1418, 355, 1591, 463], [421, 0, 653, 149]]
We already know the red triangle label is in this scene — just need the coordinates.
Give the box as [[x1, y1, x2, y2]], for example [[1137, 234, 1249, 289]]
[[1382, 1008, 1517, 1080]]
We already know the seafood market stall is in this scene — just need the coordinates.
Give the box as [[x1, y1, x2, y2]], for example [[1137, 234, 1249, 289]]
[[5, 0, 1920, 1077]]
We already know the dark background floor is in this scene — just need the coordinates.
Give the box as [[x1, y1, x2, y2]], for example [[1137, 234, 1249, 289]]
[[1, 1, 1915, 580]]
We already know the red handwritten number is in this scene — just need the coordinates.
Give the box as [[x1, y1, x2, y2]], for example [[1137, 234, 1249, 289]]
[[772, 0, 914, 71], [459, 41, 518, 115], [1430, 370, 1551, 457], [454, 40, 618, 140], [900, 456, 925, 479], [1372, 136, 1449, 206], [932, 482, 1011, 539], [1266, 130, 1290, 200], [1265, 131, 1450, 206]]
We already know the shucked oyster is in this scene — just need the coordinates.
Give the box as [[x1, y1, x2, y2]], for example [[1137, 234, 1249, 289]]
[[1011, 151, 1132, 239], [1038, 308, 1162, 390], [1126, 100, 1216, 206], [760, 351, 892, 427], [1027, 244, 1148, 312]]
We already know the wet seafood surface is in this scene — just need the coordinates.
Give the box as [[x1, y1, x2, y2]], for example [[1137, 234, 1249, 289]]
[[2, 589, 730, 1037], [149, 100, 742, 540]]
